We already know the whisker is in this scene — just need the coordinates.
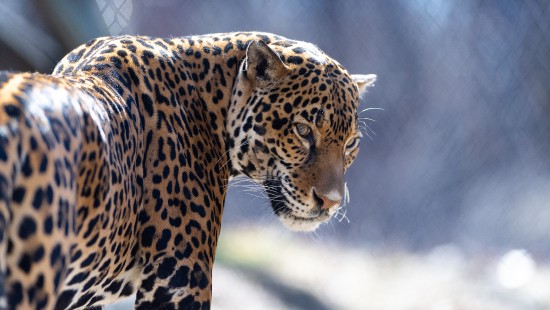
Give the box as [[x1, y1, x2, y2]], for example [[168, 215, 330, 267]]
[[358, 107, 384, 115], [215, 140, 249, 170], [344, 182, 350, 205], [358, 117, 377, 122], [335, 208, 350, 223], [359, 120, 377, 136]]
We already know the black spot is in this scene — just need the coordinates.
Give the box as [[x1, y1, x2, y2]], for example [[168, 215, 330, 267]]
[[80, 253, 96, 268], [86, 296, 104, 308], [82, 276, 96, 292], [70, 250, 82, 263], [141, 50, 155, 65], [224, 42, 233, 53], [28, 285, 36, 303], [202, 58, 210, 74], [0, 144, 7, 161], [157, 257, 177, 279], [67, 272, 88, 285], [50, 244, 62, 266], [178, 296, 195, 309], [45, 185, 54, 204], [110, 56, 122, 69], [35, 275, 45, 290], [12, 187, 26, 203], [29, 136, 38, 150], [67, 49, 84, 63], [183, 187, 191, 200], [44, 216, 53, 234], [236, 39, 247, 50], [32, 188, 43, 210], [98, 258, 111, 272], [284, 103, 293, 113], [106, 280, 123, 294], [45, 274, 62, 299], [212, 46, 222, 55], [37, 296, 49, 309], [287, 56, 304, 65], [18, 216, 37, 239], [169, 265, 190, 287], [32, 246, 45, 262], [39, 155, 48, 173], [254, 140, 269, 154], [140, 273, 156, 293], [18, 254, 32, 273], [272, 118, 287, 130], [226, 56, 237, 68], [190, 263, 209, 289], [242, 116, 253, 132], [141, 226, 155, 247], [141, 94, 154, 117], [120, 282, 134, 296], [293, 96, 303, 106], [8, 282, 23, 306], [169, 216, 182, 228], [190, 202, 206, 217], [269, 93, 279, 103], [253, 125, 266, 135], [128, 67, 140, 86], [152, 286, 173, 308], [308, 57, 323, 65], [156, 229, 171, 251], [152, 174, 162, 184], [71, 292, 94, 308], [54, 290, 77, 310]]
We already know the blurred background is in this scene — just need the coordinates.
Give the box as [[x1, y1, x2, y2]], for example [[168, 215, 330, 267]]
[[1, 0, 549, 309]]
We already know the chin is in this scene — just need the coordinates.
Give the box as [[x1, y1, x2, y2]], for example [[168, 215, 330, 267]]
[[277, 213, 325, 231], [271, 202, 334, 232]]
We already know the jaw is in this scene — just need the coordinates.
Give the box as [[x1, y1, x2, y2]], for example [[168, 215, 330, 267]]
[[264, 178, 332, 232]]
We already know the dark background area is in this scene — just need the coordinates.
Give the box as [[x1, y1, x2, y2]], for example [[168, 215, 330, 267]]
[[1, 1, 549, 304]]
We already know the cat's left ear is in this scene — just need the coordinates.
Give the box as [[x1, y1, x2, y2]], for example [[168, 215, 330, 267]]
[[352, 74, 377, 96]]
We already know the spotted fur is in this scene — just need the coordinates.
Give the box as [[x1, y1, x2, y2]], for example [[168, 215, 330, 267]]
[[0, 32, 375, 309]]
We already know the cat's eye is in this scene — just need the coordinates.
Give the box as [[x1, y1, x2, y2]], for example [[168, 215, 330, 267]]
[[295, 123, 312, 138], [345, 137, 360, 154]]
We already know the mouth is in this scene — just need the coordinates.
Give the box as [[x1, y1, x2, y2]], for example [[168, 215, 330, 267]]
[[264, 178, 331, 231]]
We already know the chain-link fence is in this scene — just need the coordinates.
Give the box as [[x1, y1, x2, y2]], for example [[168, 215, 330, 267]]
[[1, 0, 549, 308], [2, 0, 550, 268], [117, 0, 550, 254]]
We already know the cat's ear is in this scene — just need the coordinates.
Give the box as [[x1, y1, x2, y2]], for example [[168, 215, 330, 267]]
[[352, 74, 377, 96], [244, 41, 289, 84]]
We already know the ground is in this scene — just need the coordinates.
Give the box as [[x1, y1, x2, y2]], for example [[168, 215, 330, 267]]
[[107, 226, 550, 310]]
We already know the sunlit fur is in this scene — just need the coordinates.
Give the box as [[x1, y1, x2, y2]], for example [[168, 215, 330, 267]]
[[227, 38, 375, 231], [0, 32, 374, 309]]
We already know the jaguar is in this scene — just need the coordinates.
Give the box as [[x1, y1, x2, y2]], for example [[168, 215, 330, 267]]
[[0, 32, 376, 309]]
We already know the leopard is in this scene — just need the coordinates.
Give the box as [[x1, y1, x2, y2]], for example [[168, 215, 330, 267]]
[[0, 31, 376, 309]]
